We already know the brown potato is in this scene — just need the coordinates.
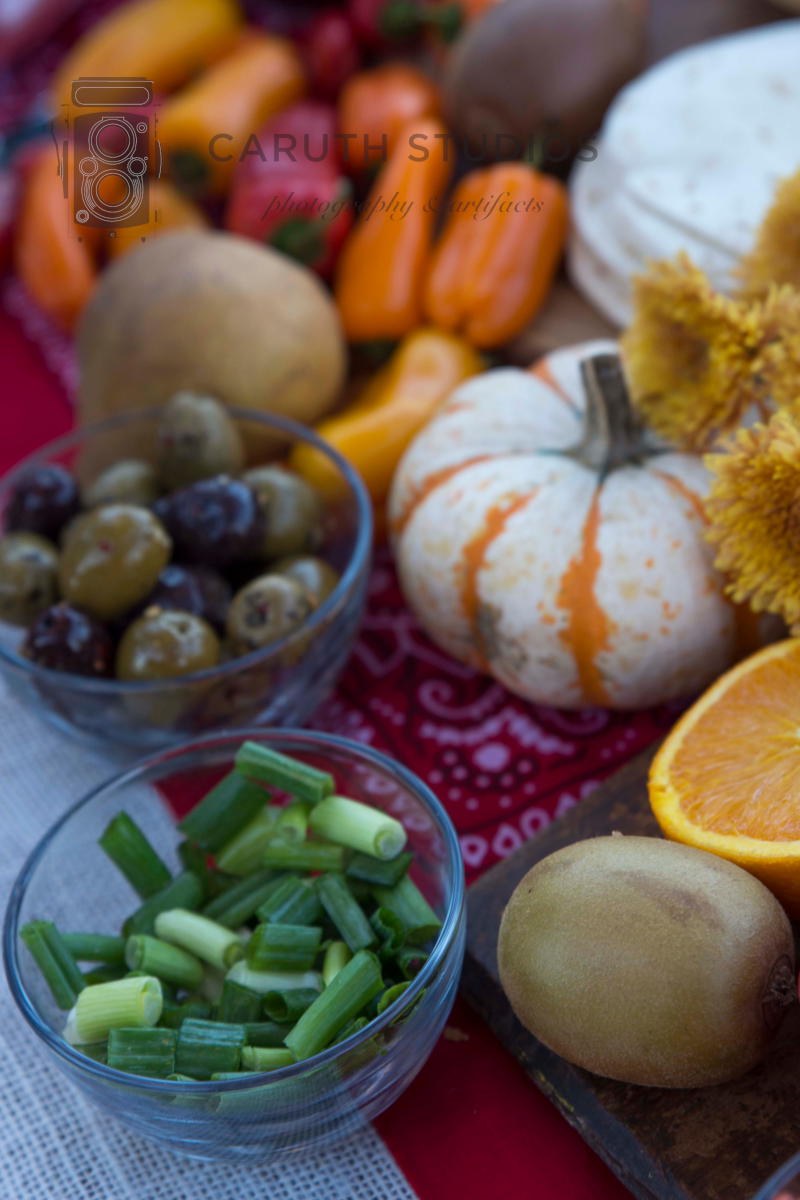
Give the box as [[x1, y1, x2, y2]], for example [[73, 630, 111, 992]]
[[444, 0, 646, 164], [498, 836, 795, 1088], [77, 231, 347, 471]]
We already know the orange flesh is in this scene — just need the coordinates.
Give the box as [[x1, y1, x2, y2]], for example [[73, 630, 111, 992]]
[[556, 491, 612, 706], [669, 641, 800, 840]]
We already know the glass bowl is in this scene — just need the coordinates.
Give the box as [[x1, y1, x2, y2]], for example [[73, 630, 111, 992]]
[[0, 408, 372, 750], [755, 1151, 800, 1200], [3, 728, 466, 1163]]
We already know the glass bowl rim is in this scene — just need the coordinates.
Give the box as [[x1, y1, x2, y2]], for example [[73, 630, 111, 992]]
[[0, 406, 373, 692], [753, 1148, 800, 1200], [3, 726, 466, 1094]]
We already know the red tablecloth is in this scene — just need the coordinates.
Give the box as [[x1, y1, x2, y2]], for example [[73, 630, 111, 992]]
[[0, 297, 686, 1199]]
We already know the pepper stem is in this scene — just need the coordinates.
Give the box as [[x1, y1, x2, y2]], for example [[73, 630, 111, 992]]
[[571, 355, 647, 475]]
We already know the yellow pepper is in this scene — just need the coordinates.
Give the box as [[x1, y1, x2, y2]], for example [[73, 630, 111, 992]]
[[290, 328, 483, 527], [159, 32, 306, 198], [49, 0, 243, 112]]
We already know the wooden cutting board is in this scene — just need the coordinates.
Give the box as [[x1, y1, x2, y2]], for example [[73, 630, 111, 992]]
[[461, 748, 800, 1200]]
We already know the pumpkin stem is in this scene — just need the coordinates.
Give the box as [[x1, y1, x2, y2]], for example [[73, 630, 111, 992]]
[[571, 355, 647, 474]]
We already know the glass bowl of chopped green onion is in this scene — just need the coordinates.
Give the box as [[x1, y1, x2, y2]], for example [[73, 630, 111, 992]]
[[4, 730, 465, 1162]]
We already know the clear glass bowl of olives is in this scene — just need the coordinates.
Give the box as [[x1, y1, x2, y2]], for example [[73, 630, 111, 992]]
[[0, 400, 372, 749]]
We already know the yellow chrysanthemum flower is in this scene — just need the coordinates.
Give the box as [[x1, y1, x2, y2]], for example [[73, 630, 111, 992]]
[[705, 409, 800, 632], [737, 166, 800, 300], [621, 255, 800, 453]]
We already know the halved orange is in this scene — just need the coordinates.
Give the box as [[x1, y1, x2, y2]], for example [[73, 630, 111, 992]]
[[649, 638, 800, 917]]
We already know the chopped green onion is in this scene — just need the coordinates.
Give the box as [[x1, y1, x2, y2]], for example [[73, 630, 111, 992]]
[[309, 796, 407, 861], [202, 868, 283, 928], [107, 1027, 177, 1078], [166, 1073, 197, 1082], [377, 981, 412, 1015], [284, 950, 383, 1061], [346, 850, 414, 888], [313, 874, 377, 954], [21, 921, 86, 1010], [370, 907, 405, 961], [178, 841, 234, 900], [125, 971, 175, 1002], [262, 988, 318, 1023], [244, 1021, 295, 1048], [322, 941, 351, 987], [217, 980, 264, 1025], [154, 909, 244, 971], [240, 1046, 295, 1072], [62, 933, 126, 965], [159, 996, 212, 1030], [274, 801, 312, 845], [99, 812, 171, 899], [124, 935, 204, 992], [262, 843, 345, 873], [75, 1042, 108, 1063], [123, 871, 204, 938], [215, 806, 281, 877], [178, 771, 269, 853], [175, 1019, 245, 1080], [247, 924, 321, 972], [372, 876, 442, 945], [395, 947, 429, 980], [64, 975, 163, 1045], [255, 875, 322, 926], [331, 1015, 368, 1046], [226, 961, 322, 995], [211, 1071, 258, 1080], [235, 741, 334, 805], [82, 966, 126, 986]]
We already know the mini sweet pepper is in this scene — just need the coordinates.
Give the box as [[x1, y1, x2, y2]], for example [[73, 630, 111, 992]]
[[225, 101, 353, 279], [290, 327, 483, 520], [159, 31, 306, 198], [423, 161, 568, 348], [49, 0, 243, 111], [337, 63, 440, 173], [14, 145, 101, 330], [335, 116, 453, 343]]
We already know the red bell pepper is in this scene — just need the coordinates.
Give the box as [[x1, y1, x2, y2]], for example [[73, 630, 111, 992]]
[[224, 101, 353, 280], [301, 9, 363, 101], [347, 0, 461, 49]]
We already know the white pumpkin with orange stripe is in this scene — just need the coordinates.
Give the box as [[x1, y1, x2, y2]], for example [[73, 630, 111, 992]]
[[389, 340, 767, 710]]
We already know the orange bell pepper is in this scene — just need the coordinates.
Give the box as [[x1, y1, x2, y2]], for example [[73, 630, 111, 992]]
[[337, 63, 440, 173], [290, 328, 483, 519], [14, 146, 101, 331], [335, 116, 452, 343], [49, 0, 243, 112], [423, 161, 568, 348], [106, 181, 209, 259], [159, 32, 306, 198]]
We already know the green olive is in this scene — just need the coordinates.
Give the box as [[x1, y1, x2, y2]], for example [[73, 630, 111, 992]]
[[0, 533, 59, 626], [157, 392, 244, 490], [83, 459, 161, 508], [116, 607, 221, 680], [273, 555, 339, 608], [59, 504, 172, 621], [226, 574, 313, 655], [242, 466, 322, 559]]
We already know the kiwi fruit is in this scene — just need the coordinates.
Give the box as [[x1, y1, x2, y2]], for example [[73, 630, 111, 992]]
[[443, 0, 646, 165], [498, 836, 795, 1088]]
